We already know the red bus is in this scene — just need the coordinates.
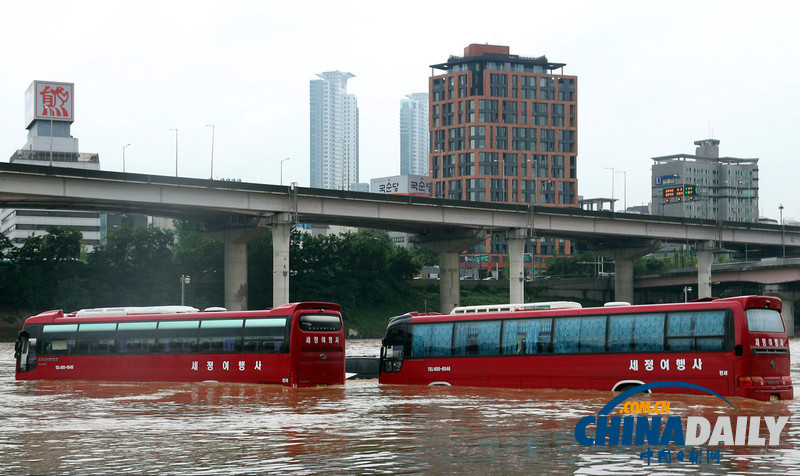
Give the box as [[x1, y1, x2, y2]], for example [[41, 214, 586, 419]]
[[14, 302, 345, 387], [378, 296, 793, 401]]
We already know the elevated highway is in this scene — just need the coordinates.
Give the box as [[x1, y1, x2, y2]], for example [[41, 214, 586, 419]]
[[2, 162, 799, 311]]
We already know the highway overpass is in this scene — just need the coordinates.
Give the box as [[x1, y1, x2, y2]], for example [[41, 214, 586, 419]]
[[2, 162, 799, 311]]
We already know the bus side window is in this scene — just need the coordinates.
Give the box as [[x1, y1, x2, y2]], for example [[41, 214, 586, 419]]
[[41, 324, 77, 355], [608, 316, 634, 352], [157, 320, 200, 354], [199, 319, 244, 353], [553, 318, 580, 353], [117, 322, 157, 354], [666, 310, 726, 351], [243, 318, 288, 353], [501, 319, 551, 355]]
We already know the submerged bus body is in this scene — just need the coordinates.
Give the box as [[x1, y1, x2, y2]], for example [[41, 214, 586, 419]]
[[379, 296, 792, 401], [15, 302, 345, 387]]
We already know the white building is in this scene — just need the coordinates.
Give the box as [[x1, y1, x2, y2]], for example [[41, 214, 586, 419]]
[[400, 93, 429, 176], [652, 139, 759, 222], [309, 71, 359, 191], [1, 81, 102, 248]]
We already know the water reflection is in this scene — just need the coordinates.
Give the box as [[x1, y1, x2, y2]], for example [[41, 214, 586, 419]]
[[0, 339, 798, 474]]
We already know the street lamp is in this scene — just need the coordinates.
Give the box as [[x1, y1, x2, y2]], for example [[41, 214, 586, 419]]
[[170, 128, 179, 176], [604, 167, 615, 211], [122, 143, 130, 173], [206, 124, 215, 179], [281, 157, 290, 186], [615, 170, 627, 211], [180, 274, 191, 306], [779, 204, 785, 259], [683, 285, 692, 303]]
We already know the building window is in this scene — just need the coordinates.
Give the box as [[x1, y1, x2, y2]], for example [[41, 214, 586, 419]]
[[466, 178, 485, 202], [512, 127, 536, 151], [490, 178, 507, 202], [533, 102, 548, 126], [459, 152, 475, 176], [478, 152, 499, 175], [503, 152, 518, 176], [448, 127, 465, 151], [551, 104, 564, 127], [502, 101, 518, 124], [539, 129, 555, 152], [490, 74, 508, 97], [521, 76, 536, 99], [478, 99, 499, 122], [469, 126, 486, 149], [496, 126, 508, 150], [551, 155, 565, 178]]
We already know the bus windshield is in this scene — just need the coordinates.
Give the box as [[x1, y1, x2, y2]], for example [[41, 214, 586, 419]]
[[299, 314, 342, 332], [746, 309, 785, 333]]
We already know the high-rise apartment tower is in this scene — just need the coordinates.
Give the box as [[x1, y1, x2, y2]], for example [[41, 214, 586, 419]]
[[309, 71, 359, 190], [400, 93, 429, 176]]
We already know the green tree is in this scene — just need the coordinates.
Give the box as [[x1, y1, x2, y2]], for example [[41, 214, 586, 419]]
[[173, 220, 225, 308], [290, 231, 345, 305], [247, 230, 274, 310], [40, 226, 83, 261], [0, 234, 15, 261], [289, 229, 421, 314], [3, 227, 86, 310], [408, 244, 439, 269], [543, 252, 602, 277], [87, 225, 178, 306], [633, 255, 668, 274]]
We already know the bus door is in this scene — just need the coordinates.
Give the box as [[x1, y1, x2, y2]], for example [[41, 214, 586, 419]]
[[380, 322, 408, 374], [14, 331, 36, 373], [742, 307, 792, 399]]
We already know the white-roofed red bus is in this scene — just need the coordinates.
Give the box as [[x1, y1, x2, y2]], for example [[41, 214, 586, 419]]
[[379, 296, 792, 401], [15, 302, 345, 387]]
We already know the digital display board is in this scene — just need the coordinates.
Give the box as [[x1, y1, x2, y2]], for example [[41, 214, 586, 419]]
[[663, 186, 695, 203]]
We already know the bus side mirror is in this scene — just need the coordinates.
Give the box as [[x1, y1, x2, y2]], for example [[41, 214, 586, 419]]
[[735, 344, 743, 356]]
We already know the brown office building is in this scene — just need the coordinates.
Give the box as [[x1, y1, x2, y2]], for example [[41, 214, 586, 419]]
[[429, 44, 578, 277]]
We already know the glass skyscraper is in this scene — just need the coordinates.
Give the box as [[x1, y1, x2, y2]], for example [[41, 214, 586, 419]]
[[400, 93, 429, 176], [309, 71, 359, 190]]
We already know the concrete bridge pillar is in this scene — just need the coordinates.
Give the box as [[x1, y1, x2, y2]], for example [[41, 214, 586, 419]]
[[762, 284, 798, 337], [506, 228, 527, 304], [594, 239, 662, 304], [783, 297, 797, 338], [696, 240, 715, 299], [272, 214, 292, 306], [439, 251, 461, 313], [613, 256, 635, 304], [207, 226, 268, 311], [413, 229, 487, 313], [224, 241, 249, 311]]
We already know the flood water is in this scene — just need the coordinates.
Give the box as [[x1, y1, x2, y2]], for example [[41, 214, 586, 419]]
[[1, 339, 799, 474]]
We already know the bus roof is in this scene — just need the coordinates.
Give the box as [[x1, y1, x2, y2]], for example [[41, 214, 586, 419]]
[[23, 302, 342, 325], [393, 296, 781, 325], [75, 306, 200, 317], [450, 301, 582, 314]]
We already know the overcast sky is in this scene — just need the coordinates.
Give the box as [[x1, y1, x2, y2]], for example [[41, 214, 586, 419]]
[[1, 0, 798, 221]]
